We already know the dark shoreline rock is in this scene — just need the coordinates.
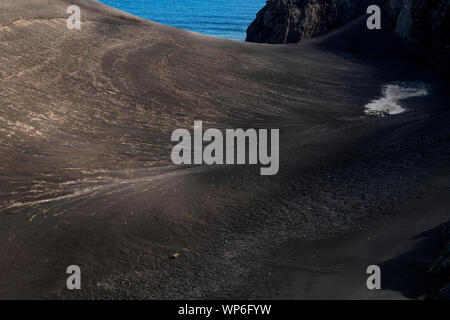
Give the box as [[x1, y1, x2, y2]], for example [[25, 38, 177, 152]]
[[246, 0, 373, 44], [246, 0, 450, 48], [428, 223, 450, 300], [384, 0, 450, 48]]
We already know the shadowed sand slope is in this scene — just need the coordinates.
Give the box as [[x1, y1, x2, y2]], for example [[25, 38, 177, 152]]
[[0, 0, 449, 299]]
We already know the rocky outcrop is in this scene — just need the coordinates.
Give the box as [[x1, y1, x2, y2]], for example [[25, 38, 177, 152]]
[[246, 0, 373, 44], [429, 225, 450, 275], [246, 0, 450, 48], [428, 223, 450, 300], [384, 0, 449, 48]]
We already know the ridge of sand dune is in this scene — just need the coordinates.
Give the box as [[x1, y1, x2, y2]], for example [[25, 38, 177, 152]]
[[0, 0, 449, 299]]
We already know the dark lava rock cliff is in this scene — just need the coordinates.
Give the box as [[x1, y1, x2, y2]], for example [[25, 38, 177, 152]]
[[246, 0, 450, 48], [246, 0, 373, 44], [385, 0, 449, 47]]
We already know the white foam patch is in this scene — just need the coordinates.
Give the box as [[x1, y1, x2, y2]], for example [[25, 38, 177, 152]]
[[365, 82, 430, 116]]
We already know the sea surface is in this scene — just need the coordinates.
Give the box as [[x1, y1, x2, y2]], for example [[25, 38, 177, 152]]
[[99, 0, 266, 41]]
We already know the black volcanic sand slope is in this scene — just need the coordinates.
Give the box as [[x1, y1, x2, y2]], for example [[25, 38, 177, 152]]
[[0, 0, 449, 299]]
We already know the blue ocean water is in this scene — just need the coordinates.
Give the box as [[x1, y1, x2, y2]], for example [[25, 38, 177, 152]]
[[99, 0, 265, 41]]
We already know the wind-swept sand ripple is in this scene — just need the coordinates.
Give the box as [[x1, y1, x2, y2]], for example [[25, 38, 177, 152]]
[[0, 0, 448, 299]]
